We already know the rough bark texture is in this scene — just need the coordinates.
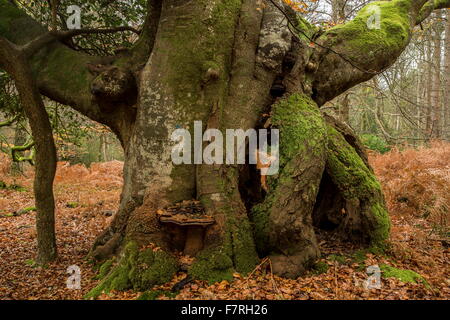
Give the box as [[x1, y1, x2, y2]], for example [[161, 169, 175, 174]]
[[1, 0, 449, 296], [252, 94, 327, 278]]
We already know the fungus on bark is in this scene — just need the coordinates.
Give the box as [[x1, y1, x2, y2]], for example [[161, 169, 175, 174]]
[[158, 201, 215, 257]]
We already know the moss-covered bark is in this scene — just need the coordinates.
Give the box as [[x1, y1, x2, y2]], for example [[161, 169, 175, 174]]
[[188, 0, 293, 282], [315, 123, 390, 245], [310, 0, 436, 105], [86, 242, 178, 299], [192, 166, 260, 283], [251, 93, 327, 278]]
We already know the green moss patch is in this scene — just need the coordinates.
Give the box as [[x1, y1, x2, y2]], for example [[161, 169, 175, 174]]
[[251, 93, 327, 254], [66, 202, 79, 208], [16, 206, 36, 215], [8, 184, 27, 192], [380, 264, 429, 287], [85, 242, 178, 299], [189, 247, 234, 284], [325, 0, 412, 60], [326, 124, 390, 244], [271, 93, 326, 168], [94, 259, 114, 280], [312, 261, 329, 275], [328, 254, 348, 265]]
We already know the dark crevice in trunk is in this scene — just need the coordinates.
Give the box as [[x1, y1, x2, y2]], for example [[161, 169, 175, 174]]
[[312, 170, 344, 231], [312, 167, 379, 245], [238, 164, 263, 213]]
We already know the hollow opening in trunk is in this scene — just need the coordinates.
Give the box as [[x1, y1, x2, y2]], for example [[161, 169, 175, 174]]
[[312, 170, 370, 244], [312, 170, 346, 232]]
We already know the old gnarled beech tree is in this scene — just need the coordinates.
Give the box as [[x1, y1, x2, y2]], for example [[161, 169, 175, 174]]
[[1, 0, 449, 296]]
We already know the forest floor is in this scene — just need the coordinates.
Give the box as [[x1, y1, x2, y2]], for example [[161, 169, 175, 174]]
[[0, 142, 448, 300]]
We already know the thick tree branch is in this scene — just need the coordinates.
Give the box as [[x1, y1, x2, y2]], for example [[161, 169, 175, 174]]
[[128, 0, 162, 63], [306, 0, 450, 106], [0, 0, 162, 144], [22, 27, 141, 58], [416, 0, 450, 24]]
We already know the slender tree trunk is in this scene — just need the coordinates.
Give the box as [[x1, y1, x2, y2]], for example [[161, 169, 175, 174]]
[[426, 39, 433, 137], [331, 0, 346, 24], [416, 63, 423, 142], [0, 39, 58, 265], [99, 134, 108, 162], [431, 12, 442, 138], [444, 9, 450, 139], [338, 93, 350, 124]]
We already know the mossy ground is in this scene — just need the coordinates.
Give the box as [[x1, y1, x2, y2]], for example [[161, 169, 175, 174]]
[[1, 150, 446, 299], [323, 247, 430, 289], [311, 261, 329, 275], [325, 246, 387, 272], [85, 242, 178, 299], [380, 264, 430, 288]]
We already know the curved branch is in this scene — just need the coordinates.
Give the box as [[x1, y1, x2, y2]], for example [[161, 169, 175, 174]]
[[307, 0, 450, 106], [22, 26, 141, 57], [11, 139, 35, 164], [0, 0, 162, 144], [417, 0, 450, 24], [0, 114, 19, 127]]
